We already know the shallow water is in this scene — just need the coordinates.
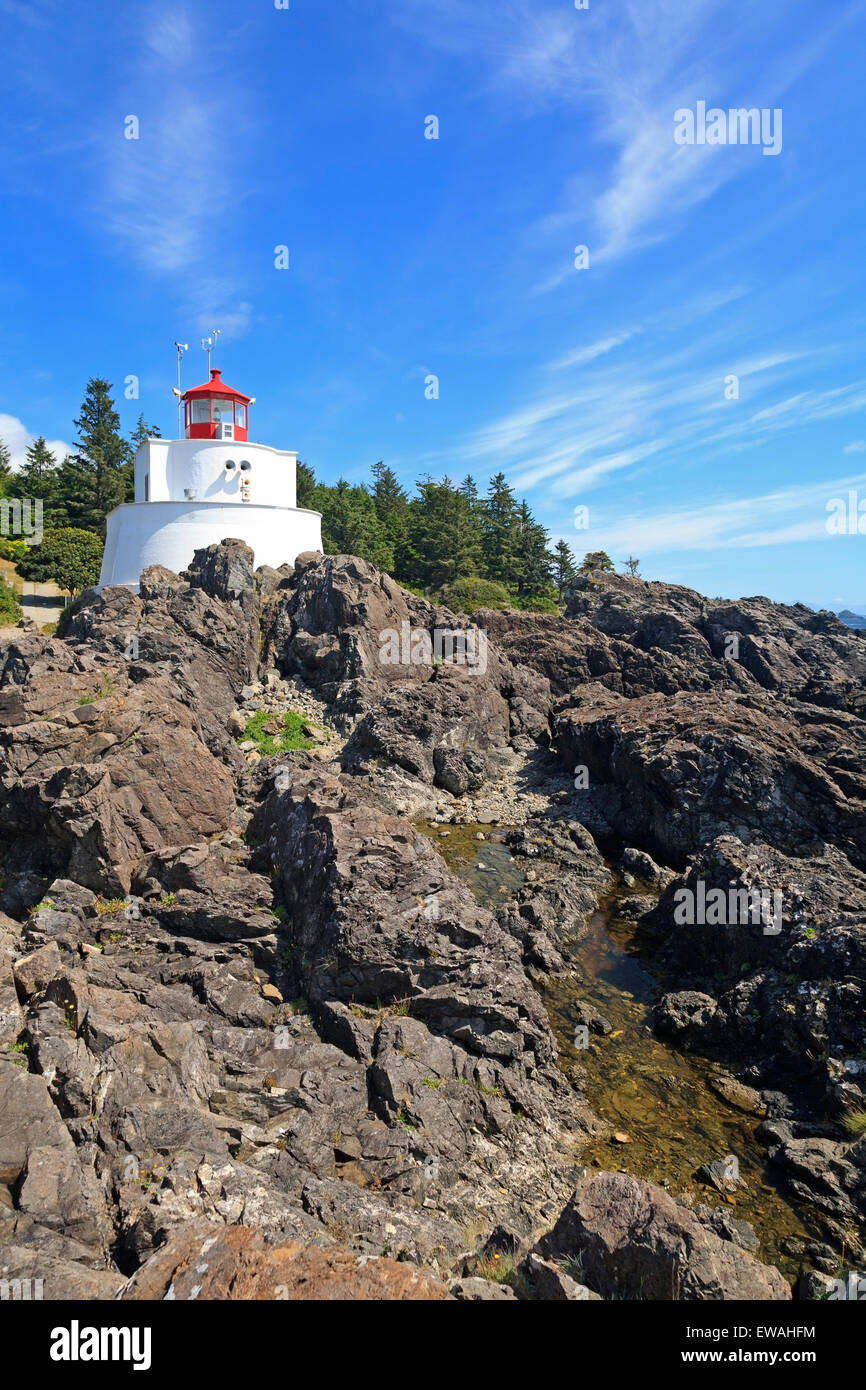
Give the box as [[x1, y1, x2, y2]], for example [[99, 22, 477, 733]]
[[419, 820, 824, 1280], [417, 821, 524, 909]]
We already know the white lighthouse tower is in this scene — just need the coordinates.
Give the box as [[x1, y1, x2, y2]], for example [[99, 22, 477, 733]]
[[98, 366, 323, 589]]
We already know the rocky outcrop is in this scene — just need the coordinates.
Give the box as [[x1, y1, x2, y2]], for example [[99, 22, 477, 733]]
[[554, 689, 866, 870], [541, 1171, 791, 1300], [251, 761, 569, 1137]]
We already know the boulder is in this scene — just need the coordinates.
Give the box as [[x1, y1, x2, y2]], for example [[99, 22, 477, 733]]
[[543, 1172, 791, 1300]]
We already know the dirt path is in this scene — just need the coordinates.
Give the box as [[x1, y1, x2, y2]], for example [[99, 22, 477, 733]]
[[0, 558, 67, 634]]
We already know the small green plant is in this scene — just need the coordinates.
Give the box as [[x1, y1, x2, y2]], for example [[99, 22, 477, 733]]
[[159, 892, 176, 907], [394, 1108, 417, 1131], [476, 1254, 514, 1284], [77, 695, 96, 706], [842, 1110, 866, 1138], [271, 906, 287, 923], [477, 1083, 503, 1098], [422, 1076, 443, 1089], [95, 897, 130, 916], [9, 1040, 29, 1053], [390, 999, 411, 1017], [238, 709, 314, 756], [804, 926, 817, 940]]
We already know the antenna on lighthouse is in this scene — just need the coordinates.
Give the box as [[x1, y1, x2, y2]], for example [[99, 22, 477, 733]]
[[201, 328, 221, 374], [173, 341, 189, 439]]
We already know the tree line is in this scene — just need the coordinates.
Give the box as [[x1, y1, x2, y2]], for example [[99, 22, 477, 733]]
[[297, 461, 592, 611]]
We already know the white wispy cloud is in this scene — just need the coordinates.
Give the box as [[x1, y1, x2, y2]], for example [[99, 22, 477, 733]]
[[145, 9, 194, 66], [106, 96, 230, 274], [562, 471, 866, 559], [550, 331, 639, 371], [100, 2, 253, 343]]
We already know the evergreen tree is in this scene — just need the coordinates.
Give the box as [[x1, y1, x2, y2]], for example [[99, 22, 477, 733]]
[[0, 437, 13, 495], [125, 415, 161, 501], [579, 549, 614, 573], [20, 436, 57, 485], [405, 477, 454, 589], [320, 478, 393, 571], [371, 460, 410, 574], [553, 539, 577, 599], [56, 379, 132, 536], [296, 460, 318, 509], [514, 500, 553, 599], [480, 472, 520, 584], [130, 414, 161, 449], [5, 437, 63, 525]]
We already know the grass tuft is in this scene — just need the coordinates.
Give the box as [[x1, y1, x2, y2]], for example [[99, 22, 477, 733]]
[[238, 709, 315, 756]]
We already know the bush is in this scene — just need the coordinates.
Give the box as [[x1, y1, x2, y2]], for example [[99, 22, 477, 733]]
[[515, 595, 560, 615], [16, 527, 103, 595], [441, 577, 512, 612], [0, 536, 29, 565], [0, 577, 22, 624]]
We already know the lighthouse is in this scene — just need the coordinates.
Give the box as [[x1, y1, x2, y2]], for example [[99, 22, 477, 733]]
[[98, 367, 323, 589]]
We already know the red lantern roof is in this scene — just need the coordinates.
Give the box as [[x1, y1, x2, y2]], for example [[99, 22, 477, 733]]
[[182, 368, 252, 403]]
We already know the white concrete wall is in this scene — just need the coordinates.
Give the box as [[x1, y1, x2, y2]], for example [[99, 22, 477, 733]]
[[98, 501, 323, 590], [134, 438, 298, 509]]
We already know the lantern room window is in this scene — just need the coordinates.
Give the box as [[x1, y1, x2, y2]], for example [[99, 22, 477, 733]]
[[211, 398, 236, 425], [191, 399, 211, 425], [235, 404, 246, 430]]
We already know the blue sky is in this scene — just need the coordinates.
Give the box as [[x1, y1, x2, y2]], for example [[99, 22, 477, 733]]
[[1, 0, 865, 608]]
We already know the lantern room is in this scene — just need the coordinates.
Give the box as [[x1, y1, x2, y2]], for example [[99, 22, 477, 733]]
[[182, 368, 253, 442]]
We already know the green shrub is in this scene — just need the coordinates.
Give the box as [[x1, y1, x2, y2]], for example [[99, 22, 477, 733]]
[[0, 537, 29, 564], [16, 527, 103, 595], [441, 577, 512, 612], [515, 595, 559, 615], [0, 576, 22, 624]]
